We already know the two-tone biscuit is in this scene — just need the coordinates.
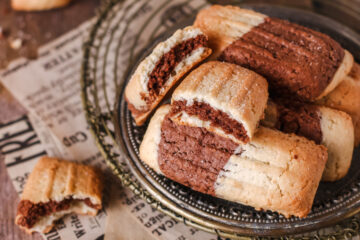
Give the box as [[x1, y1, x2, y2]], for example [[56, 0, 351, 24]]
[[125, 26, 212, 126], [194, 5, 354, 101], [171, 61, 268, 143], [15, 157, 103, 234], [262, 100, 354, 181], [317, 63, 360, 146], [140, 105, 327, 218]]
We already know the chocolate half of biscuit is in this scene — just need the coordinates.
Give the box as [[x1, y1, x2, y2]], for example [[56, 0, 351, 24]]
[[15, 157, 103, 234], [125, 26, 212, 126], [194, 5, 354, 101], [171, 61, 268, 143], [140, 105, 327, 218], [262, 99, 354, 182]]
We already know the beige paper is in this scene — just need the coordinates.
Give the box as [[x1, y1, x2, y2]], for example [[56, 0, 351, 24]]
[[104, 184, 155, 240]]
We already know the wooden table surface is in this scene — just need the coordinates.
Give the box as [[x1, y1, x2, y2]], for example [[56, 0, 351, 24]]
[[0, 0, 359, 240], [0, 1, 100, 239]]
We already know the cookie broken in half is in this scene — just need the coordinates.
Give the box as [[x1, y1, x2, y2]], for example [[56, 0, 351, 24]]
[[15, 157, 103, 234], [125, 26, 212, 126]]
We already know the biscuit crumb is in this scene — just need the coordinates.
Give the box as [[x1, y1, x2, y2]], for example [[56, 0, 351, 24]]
[[10, 38, 22, 49]]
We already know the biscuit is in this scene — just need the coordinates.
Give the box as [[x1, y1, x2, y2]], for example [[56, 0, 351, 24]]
[[140, 105, 327, 218], [171, 61, 268, 143], [15, 157, 103, 234], [317, 63, 360, 146], [125, 26, 211, 126], [194, 5, 354, 101], [262, 100, 354, 181], [11, 0, 72, 11]]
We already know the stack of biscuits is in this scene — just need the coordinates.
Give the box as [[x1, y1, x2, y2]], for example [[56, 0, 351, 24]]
[[125, 5, 359, 218]]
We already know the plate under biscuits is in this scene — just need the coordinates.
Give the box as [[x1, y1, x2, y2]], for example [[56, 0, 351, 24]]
[[114, 4, 360, 237]]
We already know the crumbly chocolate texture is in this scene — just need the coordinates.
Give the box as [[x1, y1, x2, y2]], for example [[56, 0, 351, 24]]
[[158, 116, 238, 195], [143, 35, 207, 104], [219, 17, 344, 101], [171, 100, 249, 143], [125, 95, 147, 118], [16, 198, 101, 228], [274, 101, 322, 144]]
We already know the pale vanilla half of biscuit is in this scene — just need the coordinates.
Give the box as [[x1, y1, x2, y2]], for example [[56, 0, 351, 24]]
[[125, 26, 212, 126], [15, 157, 103, 234], [140, 105, 328, 218], [171, 61, 268, 143], [12, 0, 72, 11], [317, 63, 360, 146], [262, 100, 354, 181]]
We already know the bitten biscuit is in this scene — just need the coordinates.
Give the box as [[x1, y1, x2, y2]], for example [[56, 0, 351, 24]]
[[15, 157, 103, 234], [171, 61, 268, 143], [11, 0, 72, 11], [194, 5, 354, 101], [140, 105, 327, 218], [262, 100, 354, 181], [317, 63, 360, 146], [125, 26, 212, 126]]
